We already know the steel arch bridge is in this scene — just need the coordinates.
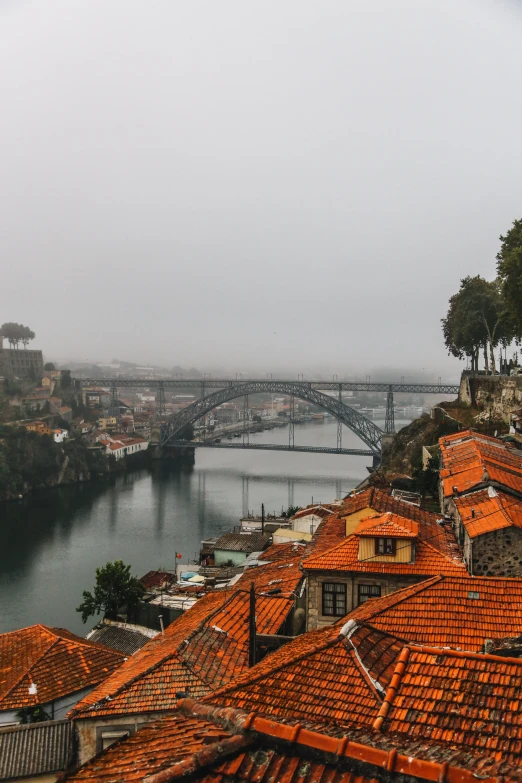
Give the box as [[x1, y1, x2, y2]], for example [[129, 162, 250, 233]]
[[159, 380, 383, 455]]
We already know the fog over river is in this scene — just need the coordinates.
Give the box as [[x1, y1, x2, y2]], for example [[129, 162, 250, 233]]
[[0, 418, 411, 635]]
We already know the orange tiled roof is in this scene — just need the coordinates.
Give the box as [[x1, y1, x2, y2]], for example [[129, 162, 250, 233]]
[[337, 487, 458, 558], [353, 512, 419, 539], [454, 488, 522, 538], [0, 625, 125, 710], [377, 644, 522, 768], [62, 698, 522, 783], [348, 574, 522, 652], [301, 533, 466, 576], [70, 590, 294, 719], [232, 556, 305, 596], [440, 430, 522, 497], [204, 623, 403, 729], [258, 541, 307, 563]]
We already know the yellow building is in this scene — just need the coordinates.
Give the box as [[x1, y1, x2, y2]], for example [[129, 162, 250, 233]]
[[97, 416, 118, 431], [24, 421, 52, 436]]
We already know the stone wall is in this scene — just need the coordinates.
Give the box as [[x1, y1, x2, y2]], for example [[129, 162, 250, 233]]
[[469, 526, 522, 577], [306, 572, 425, 631], [459, 373, 522, 423]]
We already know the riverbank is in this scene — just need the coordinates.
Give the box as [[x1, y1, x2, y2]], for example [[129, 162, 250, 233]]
[[0, 418, 378, 634], [0, 425, 155, 502]]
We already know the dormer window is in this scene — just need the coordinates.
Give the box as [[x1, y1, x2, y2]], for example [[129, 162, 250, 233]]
[[375, 538, 396, 556]]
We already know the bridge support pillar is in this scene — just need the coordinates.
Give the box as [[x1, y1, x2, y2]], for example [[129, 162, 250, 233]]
[[156, 382, 166, 421], [385, 385, 395, 434]]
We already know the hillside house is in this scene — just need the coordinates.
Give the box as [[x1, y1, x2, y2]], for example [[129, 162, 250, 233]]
[[301, 488, 464, 630]]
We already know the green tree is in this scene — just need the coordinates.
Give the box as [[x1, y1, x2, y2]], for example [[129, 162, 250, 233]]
[[20, 325, 35, 348], [496, 218, 522, 335], [77, 560, 145, 623], [1, 322, 35, 349], [1, 322, 23, 349], [442, 276, 514, 373], [44, 362, 56, 371]]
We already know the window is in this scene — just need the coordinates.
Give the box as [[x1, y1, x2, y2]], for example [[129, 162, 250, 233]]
[[358, 584, 381, 605], [101, 731, 130, 750], [374, 538, 396, 556], [322, 582, 347, 616]]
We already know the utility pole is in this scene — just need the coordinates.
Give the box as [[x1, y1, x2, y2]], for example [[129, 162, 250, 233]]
[[249, 583, 256, 667]]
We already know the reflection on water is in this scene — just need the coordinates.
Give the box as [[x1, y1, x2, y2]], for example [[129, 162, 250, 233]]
[[0, 418, 410, 635]]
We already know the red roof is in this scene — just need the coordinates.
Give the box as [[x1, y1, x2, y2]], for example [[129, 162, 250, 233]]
[[377, 643, 522, 768], [70, 590, 294, 720], [0, 625, 125, 710], [62, 698, 522, 783], [353, 512, 419, 539], [205, 623, 402, 730], [440, 430, 522, 497], [336, 487, 458, 558], [348, 574, 522, 652], [301, 533, 466, 576], [63, 696, 522, 783], [454, 488, 522, 538]]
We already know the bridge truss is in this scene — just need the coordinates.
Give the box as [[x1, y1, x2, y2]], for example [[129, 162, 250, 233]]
[[157, 381, 384, 454], [73, 376, 459, 458]]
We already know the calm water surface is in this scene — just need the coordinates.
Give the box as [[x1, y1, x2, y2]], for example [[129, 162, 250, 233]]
[[0, 418, 410, 635]]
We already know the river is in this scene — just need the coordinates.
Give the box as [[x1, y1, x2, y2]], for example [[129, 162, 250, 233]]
[[0, 417, 411, 636]]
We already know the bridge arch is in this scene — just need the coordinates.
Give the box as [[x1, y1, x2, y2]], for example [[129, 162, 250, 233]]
[[160, 380, 383, 454]]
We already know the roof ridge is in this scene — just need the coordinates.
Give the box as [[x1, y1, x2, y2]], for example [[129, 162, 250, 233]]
[[70, 640, 189, 717], [47, 626, 126, 656], [205, 630, 342, 701], [373, 646, 410, 731], [71, 592, 243, 717], [420, 538, 464, 565], [344, 642, 386, 704], [302, 533, 357, 566], [0, 629, 58, 703]]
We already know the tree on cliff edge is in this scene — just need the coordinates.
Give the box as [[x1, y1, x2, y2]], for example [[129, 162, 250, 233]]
[[496, 218, 522, 335], [442, 276, 514, 373]]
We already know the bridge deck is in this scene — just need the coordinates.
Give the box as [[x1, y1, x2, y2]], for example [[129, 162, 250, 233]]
[[74, 377, 459, 394], [167, 441, 375, 457]]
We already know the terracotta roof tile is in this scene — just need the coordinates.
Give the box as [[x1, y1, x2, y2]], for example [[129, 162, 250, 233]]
[[348, 574, 522, 652], [0, 625, 124, 710], [440, 430, 522, 497], [379, 644, 522, 768], [258, 542, 307, 563], [62, 697, 522, 783], [454, 488, 522, 538], [353, 512, 419, 539], [70, 590, 294, 720], [203, 623, 404, 730], [301, 533, 466, 576]]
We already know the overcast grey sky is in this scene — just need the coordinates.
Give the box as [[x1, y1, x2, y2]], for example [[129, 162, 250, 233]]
[[1, 0, 521, 377]]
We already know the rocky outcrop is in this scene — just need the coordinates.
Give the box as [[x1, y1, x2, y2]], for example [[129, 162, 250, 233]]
[[459, 373, 522, 423]]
